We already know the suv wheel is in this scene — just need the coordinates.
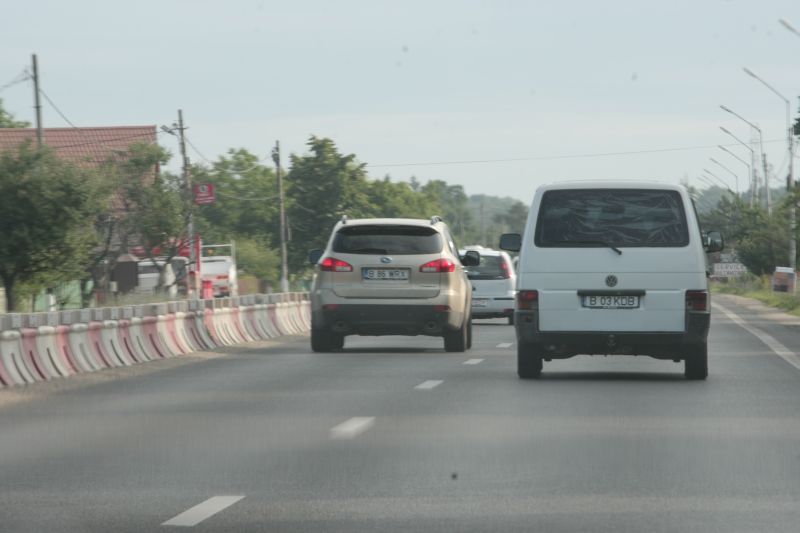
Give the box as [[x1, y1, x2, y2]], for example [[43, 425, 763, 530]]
[[517, 342, 543, 379], [684, 343, 708, 380], [444, 320, 468, 352], [311, 325, 337, 352]]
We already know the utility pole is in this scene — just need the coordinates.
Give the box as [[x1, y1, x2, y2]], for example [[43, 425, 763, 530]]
[[31, 54, 42, 148], [272, 141, 289, 293], [176, 110, 199, 297], [789, 109, 796, 272]]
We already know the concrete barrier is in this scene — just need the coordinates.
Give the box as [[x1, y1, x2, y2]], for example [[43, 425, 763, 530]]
[[0, 292, 309, 388]]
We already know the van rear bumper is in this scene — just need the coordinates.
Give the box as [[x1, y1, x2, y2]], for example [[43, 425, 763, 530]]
[[514, 310, 710, 359]]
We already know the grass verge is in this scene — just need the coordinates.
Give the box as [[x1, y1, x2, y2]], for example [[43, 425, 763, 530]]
[[712, 274, 800, 316]]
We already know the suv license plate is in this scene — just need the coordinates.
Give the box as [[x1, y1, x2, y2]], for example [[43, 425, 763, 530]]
[[582, 295, 639, 309], [363, 268, 410, 281]]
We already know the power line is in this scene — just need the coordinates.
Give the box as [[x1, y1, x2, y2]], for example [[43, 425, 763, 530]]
[[0, 70, 29, 94], [38, 87, 78, 128], [367, 139, 788, 169]]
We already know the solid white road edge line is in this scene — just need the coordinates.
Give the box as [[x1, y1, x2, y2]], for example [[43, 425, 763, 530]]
[[496, 342, 513, 348], [414, 380, 444, 390], [714, 302, 800, 371], [463, 358, 484, 365], [329, 417, 375, 440], [162, 495, 245, 527]]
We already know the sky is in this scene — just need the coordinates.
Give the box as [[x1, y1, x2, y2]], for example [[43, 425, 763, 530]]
[[2, 0, 799, 203]]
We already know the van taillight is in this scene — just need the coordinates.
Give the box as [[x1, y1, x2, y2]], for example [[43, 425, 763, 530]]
[[686, 290, 708, 312], [420, 258, 456, 273], [517, 290, 539, 310], [320, 257, 353, 272]]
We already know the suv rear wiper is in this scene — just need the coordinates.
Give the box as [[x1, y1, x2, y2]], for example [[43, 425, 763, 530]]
[[550, 240, 623, 255]]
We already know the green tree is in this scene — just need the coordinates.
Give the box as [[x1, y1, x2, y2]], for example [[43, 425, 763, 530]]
[[286, 136, 374, 271], [420, 180, 476, 244], [0, 98, 30, 128], [0, 143, 107, 310]]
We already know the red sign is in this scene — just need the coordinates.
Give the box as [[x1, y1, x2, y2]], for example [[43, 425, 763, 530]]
[[194, 184, 216, 205]]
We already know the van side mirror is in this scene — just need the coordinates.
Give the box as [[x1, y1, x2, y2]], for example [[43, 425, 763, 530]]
[[461, 250, 480, 267], [705, 231, 724, 253], [308, 249, 323, 264], [500, 233, 521, 252]]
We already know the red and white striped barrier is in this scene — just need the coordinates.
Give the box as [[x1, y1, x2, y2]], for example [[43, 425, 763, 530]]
[[0, 293, 309, 388]]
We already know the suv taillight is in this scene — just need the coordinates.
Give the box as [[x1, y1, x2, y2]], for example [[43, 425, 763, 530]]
[[686, 290, 708, 312], [500, 260, 511, 279], [420, 258, 456, 273], [517, 290, 539, 310], [320, 257, 353, 272]]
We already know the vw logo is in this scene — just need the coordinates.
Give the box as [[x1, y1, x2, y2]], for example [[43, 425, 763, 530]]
[[605, 275, 618, 288], [380, 256, 393, 264]]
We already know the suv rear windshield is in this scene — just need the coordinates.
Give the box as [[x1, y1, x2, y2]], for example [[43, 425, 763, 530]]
[[465, 255, 509, 280], [333, 225, 443, 255], [535, 189, 689, 248]]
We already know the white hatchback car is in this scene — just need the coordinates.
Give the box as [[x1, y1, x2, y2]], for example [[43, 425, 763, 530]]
[[460, 247, 516, 324]]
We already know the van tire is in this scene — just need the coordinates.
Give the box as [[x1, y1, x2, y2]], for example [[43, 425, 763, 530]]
[[684, 343, 708, 380], [444, 320, 468, 352], [508, 315, 515, 325], [311, 327, 335, 352], [518, 342, 543, 379]]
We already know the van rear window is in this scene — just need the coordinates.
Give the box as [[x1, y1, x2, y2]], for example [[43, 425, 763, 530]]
[[333, 225, 443, 255], [535, 189, 689, 247]]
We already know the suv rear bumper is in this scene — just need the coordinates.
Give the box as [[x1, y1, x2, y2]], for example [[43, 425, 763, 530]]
[[314, 304, 466, 337], [514, 310, 710, 360]]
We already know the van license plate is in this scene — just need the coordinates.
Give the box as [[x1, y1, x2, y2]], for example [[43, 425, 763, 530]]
[[582, 295, 639, 309], [363, 268, 410, 280], [472, 299, 488, 307]]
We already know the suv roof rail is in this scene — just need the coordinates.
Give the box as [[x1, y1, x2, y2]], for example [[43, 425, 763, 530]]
[[340, 215, 348, 224], [430, 215, 443, 225]]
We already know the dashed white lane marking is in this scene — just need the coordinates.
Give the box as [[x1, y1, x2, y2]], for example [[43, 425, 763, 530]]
[[497, 342, 513, 348], [463, 358, 484, 365], [414, 379, 444, 390], [329, 417, 375, 439], [714, 302, 800, 371], [162, 495, 245, 527]]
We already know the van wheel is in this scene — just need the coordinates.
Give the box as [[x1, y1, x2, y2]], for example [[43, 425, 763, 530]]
[[517, 342, 543, 379], [684, 343, 708, 380], [311, 327, 335, 352], [444, 320, 468, 352]]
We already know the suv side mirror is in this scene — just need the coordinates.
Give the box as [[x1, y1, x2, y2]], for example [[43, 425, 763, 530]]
[[461, 250, 480, 267], [705, 231, 724, 253], [308, 249, 323, 264], [500, 233, 521, 252]]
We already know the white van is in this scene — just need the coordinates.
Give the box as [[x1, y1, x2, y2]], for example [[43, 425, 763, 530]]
[[500, 181, 723, 380]]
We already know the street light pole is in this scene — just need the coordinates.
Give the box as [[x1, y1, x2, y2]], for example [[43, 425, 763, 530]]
[[720, 105, 770, 213], [703, 168, 734, 194], [742, 67, 795, 271], [720, 127, 757, 206], [718, 145, 750, 199], [709, 157, 739, 195], [272, 141, 289, 293]]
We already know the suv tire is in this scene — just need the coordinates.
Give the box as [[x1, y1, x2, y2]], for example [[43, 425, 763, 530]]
[[444, 320, 468, 352], [311, 325, 336, 352], [684, 343, 708, 380], [517, 342, 543, 379]]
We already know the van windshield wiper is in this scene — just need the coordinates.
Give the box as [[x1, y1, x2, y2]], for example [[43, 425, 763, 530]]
[[549, 240, 623, 255]]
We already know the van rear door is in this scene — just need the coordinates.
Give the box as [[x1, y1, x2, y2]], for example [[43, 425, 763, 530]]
[[524, 188, 703, 333]]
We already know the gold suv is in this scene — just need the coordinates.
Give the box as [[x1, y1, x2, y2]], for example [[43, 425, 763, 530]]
[[308, 216, 480, 352]]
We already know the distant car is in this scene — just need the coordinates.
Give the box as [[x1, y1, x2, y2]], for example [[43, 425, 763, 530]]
[[460, 246, 516, 324], [308, 216, 480, 352]]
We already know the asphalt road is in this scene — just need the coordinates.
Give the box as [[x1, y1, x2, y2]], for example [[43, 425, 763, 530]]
[[2, 293, 800, 532]]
